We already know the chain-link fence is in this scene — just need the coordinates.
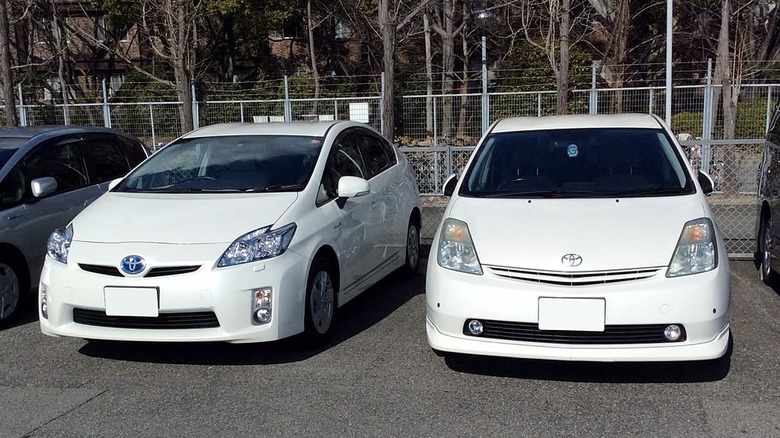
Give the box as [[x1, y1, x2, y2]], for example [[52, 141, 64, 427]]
[[406, 140, 762, 260], [14, 73, 779, 260]]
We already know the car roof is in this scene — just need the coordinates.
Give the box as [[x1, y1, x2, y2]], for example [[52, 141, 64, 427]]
[[0, 125, 134, 139], [491, 113, 664, 133], [181, 121, 360, 139]]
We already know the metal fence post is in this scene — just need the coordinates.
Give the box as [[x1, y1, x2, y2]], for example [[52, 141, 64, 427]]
[[240, 102, 244, 123], [589, 63, 597, 115], [380, 72, 385, 136], [102, 78, 111, 128], [191, 81, 199, 129], [433, 95, 438, 146], [150, 104, 157, 149], [537, 93, 542, 117], [701, 59, 713, 174], [17, 83, 26, 126], [649, 88, 654, 114], [766, 86, 773, 136], [284, 75, 292, 122]]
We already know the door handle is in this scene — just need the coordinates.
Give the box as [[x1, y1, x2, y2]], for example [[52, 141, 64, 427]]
[[7, 214, 22, 220]]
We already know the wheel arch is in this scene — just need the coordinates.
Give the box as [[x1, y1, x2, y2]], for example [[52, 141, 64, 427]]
[[311, 245, 340, 301], [0, 243, 30, 293]]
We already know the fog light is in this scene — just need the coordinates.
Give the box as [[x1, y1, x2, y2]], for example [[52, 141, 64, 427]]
[[254, 308, 271, 324], [251, 288, 272, 325], [663, 324, 682, 341], [40, 285, 48, 319], [468, 319, 484, 335]]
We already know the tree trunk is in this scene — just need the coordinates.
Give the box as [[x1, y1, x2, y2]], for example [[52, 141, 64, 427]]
[[717, 0, 738, 195], [611, 0, 630, 113], [0, 0, 16, 126], [379, 0, 395, 140], [174, 1, 193, 132], [307, 0, 320, 115], [51, 1, 70, 124], [424, 11, 433, 140], [456, 5, 468, 139], [556, 0, 570, 115], [440, 0, 455, 137]]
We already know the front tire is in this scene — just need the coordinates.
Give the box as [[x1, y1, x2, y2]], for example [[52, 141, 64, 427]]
[[0, 254, 23, 325], [303, 258, 336, 345], [759, 215, 776, 287], [400, 219, 420, 277]]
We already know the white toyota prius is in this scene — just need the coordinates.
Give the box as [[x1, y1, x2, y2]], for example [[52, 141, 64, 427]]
[[40, 121, 421, 344], [426, 114, 731, 363]]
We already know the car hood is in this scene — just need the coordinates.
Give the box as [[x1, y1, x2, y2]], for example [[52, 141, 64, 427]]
[[446, 195, 708, 271], [71, 192, 298, 244]]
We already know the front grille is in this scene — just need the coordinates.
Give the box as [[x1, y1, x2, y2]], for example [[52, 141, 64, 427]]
[[73, 308, 219, 329], [146, 266, 201, 277], [487, 266, 662, 286], [79, 264, 122, 277], [464, 320, 686, 344], [78, 264, 201, 278]]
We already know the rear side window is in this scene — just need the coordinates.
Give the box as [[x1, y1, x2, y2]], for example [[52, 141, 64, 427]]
[[358, 134, 395, 178], [80, 138, 131, 184], [119, 137, 148, 166]]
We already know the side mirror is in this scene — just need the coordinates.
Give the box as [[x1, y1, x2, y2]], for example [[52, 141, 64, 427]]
[[698, 171, 714, 195], [31, 177, 58, 198], [443, 174, 458, 197], [337, 176, 371, 199], [108, 177, 123, 191]]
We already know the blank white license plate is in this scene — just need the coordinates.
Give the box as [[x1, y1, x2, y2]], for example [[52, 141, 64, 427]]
[[104, 287, 159, 317], [538, 298, 605, 332]]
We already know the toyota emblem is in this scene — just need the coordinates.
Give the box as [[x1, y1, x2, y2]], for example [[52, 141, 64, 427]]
[[560, 253, 583, 267], [120, 255, 146, 275]]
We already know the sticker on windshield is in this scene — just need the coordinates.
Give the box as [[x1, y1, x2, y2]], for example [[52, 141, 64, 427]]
[[567, 144, 579, 157]]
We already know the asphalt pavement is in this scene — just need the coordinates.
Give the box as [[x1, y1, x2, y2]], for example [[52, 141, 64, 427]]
[[1, 258, 779, 438]]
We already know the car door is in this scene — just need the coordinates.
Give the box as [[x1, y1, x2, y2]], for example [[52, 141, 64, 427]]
[[318, 130, 379, 295], [354, 130, 402, 265], [12, 136, 102, 285], [79, 133, 147, 191]]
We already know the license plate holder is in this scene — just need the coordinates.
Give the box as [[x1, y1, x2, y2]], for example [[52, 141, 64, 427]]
[[538, 297, 605, 332], [104, 287, 159, 317]]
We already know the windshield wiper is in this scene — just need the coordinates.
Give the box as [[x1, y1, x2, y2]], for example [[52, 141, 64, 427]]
[[185, 187, 243, 193], [626, 188, 689, 197], [246, 184, 305, 192], [482, 190, 601, 198]]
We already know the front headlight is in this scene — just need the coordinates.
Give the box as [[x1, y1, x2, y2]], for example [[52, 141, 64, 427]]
[[218, 223, 296, 267], [437, 218, 482, 275], [667, 218, 717, 277], [47, 224, 73, 264]]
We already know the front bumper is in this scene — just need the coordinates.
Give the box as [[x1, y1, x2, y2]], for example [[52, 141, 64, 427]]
[[39, 241, 309, 343], [425, 261, 731, 362]]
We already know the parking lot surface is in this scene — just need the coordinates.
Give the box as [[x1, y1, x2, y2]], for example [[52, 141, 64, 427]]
[[1, 258, 779, 438]]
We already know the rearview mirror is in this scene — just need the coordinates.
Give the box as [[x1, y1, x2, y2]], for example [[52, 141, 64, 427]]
[[337, 176, 371, 199]]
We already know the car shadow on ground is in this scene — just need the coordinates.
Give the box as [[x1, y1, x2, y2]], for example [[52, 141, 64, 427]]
[[77, 248, 430, 365], [442, 334, 734, 383]]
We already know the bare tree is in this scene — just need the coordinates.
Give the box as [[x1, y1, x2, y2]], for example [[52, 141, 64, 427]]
[[518, 0, 576, 115], [0, 0, 16, 125]]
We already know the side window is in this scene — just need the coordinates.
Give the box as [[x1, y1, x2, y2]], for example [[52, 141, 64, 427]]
[[317, 133, 365, 205], [80, 138, 131, 184], [0, 164, 25, 209], [24, 141, 88, 195], [357, 134, 392, 178], [118, 137, 148, 167]]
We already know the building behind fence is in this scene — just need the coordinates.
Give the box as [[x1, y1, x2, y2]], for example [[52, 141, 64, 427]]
[[14, 70, 778, 260]]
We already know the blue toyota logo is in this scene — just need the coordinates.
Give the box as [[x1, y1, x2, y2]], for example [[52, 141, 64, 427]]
[[120, 255, 146, 275]]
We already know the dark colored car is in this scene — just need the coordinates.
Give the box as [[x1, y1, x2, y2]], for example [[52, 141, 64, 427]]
[[757, 105, 780, 286], [0, 126, 148, 324]]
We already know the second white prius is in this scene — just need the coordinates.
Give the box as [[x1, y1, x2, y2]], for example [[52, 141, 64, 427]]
[[426, 114, 731, 363], [40, 121, 421, 344]]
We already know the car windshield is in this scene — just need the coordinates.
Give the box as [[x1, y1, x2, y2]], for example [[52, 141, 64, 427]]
[[115, 135, 323, 193], [461, 127, 695, 198]]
